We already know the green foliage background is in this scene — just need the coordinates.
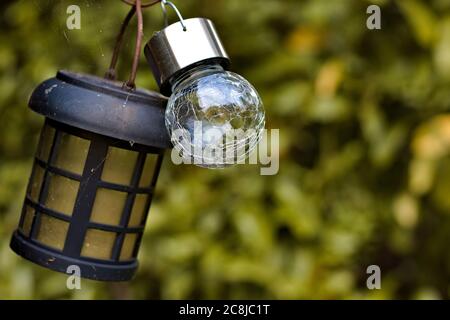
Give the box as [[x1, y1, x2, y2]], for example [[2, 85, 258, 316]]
[[0, 0, 449, 299]]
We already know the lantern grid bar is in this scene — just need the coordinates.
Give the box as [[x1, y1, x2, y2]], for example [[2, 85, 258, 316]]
[[61, 136, 108, 256], [132, 152, 164, 257], [23, 237, 137, 265], [23, 197, 145, 233], [29, 129, 61, 239], [112, 152, 147, 260], [35, 157, 154, 194]]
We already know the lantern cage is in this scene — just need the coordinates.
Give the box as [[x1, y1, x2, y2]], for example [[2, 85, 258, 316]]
[[10, 70, 171, 281]]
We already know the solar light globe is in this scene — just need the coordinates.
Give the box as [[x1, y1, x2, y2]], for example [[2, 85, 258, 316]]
[[145, 18, 265, 168], [164, 65, 265, 168]]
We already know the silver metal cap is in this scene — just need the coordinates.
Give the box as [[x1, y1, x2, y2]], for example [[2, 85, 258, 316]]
[[145, 18, 230, 95]]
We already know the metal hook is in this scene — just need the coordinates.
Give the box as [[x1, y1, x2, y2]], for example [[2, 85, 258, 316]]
[[160, 0, 187, 31], [161, 1, 169, 27]]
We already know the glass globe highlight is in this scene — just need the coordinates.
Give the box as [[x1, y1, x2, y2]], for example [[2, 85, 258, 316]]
[[165, 65, 265, 168]]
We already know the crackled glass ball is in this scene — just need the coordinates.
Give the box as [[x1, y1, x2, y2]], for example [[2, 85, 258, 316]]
[[166, 65, 265, 168]]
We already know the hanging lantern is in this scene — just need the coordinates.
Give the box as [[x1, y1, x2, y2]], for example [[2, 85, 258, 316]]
[[10, 70, 170, 281], [10, 0, 171, 281]]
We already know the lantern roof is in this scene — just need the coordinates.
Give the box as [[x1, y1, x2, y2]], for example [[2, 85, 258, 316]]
[[29, 70, 172, 149]]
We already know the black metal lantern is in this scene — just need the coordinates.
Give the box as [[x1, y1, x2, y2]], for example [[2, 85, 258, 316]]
[[10, 70, 171, 281]]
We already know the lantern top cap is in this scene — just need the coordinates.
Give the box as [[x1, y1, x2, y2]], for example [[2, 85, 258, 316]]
[[144, 18, 230, 95], [29, 70, 171, 149]]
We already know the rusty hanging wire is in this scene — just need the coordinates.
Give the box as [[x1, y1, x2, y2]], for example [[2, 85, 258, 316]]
[[121, 0, 161, 8], [105, 6, 136, 80], [106, 0, 163, 89], [124, 0, 144, 89]]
